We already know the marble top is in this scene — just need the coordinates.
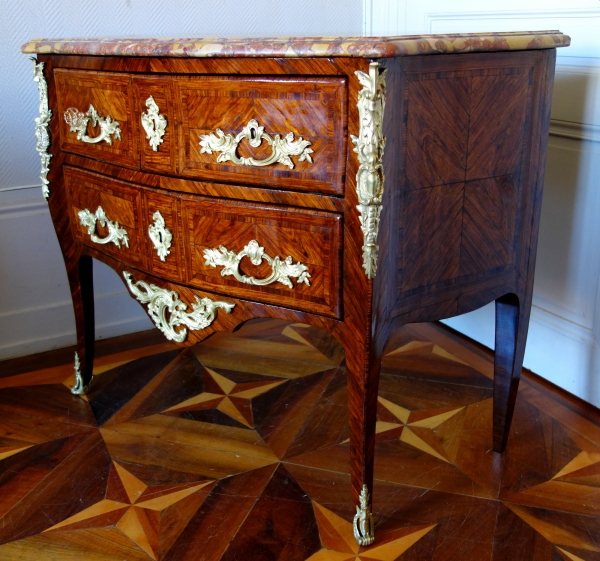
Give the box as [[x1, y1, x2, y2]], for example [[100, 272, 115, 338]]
[[22, 31, 570, 58]]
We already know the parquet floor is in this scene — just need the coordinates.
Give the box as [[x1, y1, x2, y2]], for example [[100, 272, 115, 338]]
[[0, 319, 599, 560]]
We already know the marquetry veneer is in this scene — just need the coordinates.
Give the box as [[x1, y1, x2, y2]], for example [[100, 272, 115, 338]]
[[23, 31, 570, 547], [64, 166, 342, 317]]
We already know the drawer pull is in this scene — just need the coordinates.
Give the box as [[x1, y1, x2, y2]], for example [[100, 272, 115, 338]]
[[199, 119, 313, 169], [148, 210, 172, 261], [203, 239, 311, 289], [123, 271, 234, 343], [78, 206, 129, 249], [141, 96, 167, 151], [64, 104, 122, 145]]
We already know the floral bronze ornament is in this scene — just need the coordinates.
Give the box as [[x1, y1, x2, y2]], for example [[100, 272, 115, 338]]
[[64, 104, 121, 145], [353, 484, 375, 546], [123, 272, 234, 343], [71, 352, 92, 395], [141, 96, 167, 151], [78, 206, 129, 249], [351, 62, 387, 279], [30, 58, 52, 200], [148, 210, 173, 262], [203, 239, 311, 289], [199, 119, 313, 169]]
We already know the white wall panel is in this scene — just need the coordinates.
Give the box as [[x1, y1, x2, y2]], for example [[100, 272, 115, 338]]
[[0, 184, 155, 358], [366, 0, 600, 407], [0, 0, 362, 360]]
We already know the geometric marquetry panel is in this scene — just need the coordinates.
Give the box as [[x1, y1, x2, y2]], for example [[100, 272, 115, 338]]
[[0, 319, 599, 560], [466, 72, 530, 181], [402, 184, 463, 292], [405, 77, 470, 191], [460, 175, 518, 276], [400, 65, 531, 294]]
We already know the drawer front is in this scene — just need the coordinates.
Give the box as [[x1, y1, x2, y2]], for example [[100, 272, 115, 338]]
[[56, 70, 138, 168], [182, 199, 342, 318], [64, 166, 342, 318], [64, 167, 146, 267], [175, 76, 347, 195]]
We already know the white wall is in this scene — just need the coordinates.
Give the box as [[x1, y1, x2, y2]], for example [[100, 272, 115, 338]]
[[366, 0, 600, 407], [0, 0, 362, 360]]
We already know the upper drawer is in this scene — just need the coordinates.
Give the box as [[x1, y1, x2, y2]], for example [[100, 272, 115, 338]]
[[174, 76, 347, 195], [55, 70, 139, 169]]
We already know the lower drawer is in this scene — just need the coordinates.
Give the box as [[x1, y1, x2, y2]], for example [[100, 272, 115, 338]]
[[64, 166, 343, 318], [182, 197, 342, 318]]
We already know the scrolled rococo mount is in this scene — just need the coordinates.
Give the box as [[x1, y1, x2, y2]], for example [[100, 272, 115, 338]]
[[199, 118, 314, 169], [352, 62, 387, 279], [203, 239, 312, 289], [30, 58, 52, 200], [23, 31, 569, 546], [64, 104, 122, 145], [123, 271, 234, 343], [141, 95, 167, 151]]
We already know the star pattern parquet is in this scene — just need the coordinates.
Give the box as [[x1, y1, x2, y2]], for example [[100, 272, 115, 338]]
[[0, 319, 599, 560]]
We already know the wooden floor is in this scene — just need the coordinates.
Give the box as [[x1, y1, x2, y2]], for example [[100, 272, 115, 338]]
[[0, 319, 599, 560]]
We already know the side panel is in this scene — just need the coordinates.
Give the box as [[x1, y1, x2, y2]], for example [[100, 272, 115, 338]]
[[393, 50, 552, 320]]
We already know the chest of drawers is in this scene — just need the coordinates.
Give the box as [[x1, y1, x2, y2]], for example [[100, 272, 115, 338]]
[[23, 31, 569, 546]]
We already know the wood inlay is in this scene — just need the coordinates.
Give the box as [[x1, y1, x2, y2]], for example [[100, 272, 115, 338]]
[[0, 320, 597, 560], [134, 77, 177, 175], [182, 198, 343, 318], [467, 71, 530, 181], [460, 176, 518, 276], [402, 183, 464, 292], [55, 69, 139, 169], [176, 75, 347, 194], [405, 76, 471, 191], [64, 166, 146, 267]]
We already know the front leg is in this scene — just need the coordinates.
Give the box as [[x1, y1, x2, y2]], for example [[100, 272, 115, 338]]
[[69, 254, 95, 395], [347, 342, 383, 546]]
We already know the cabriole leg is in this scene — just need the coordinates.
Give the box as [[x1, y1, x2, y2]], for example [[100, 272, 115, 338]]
[[70, 255, 95, 395], [347, 346, 381, 546], [493, 292, 531, 452]]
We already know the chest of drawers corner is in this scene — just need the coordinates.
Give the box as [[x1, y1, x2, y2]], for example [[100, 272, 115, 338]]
[[24, 31, 569, 547]]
